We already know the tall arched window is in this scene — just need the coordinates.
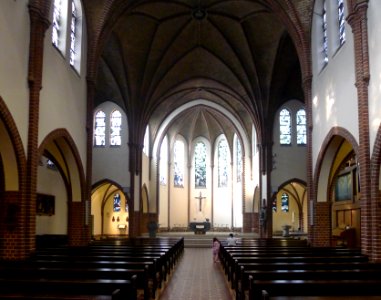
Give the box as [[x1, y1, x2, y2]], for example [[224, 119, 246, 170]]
[[281, 193, 289, 212], [337, 0, 345, 46], [69, 0, 83, 73], [110, 110, 122, 146], [94, 110, 106, 146], [322, 0, 329, 64], [143, 126, 149, 156], [113, 193, 121, 212], [51, 0, 83, 73], [70, 0, 78, 66], [194, 142, 207, 188], [272, 197, 277, 212], [279, 108, 291, 145], [296, 109, 307, 145], [52, 0, 62, 49], [236, 137, 242, 182], [160, 136, 168, 185], [218, 139, 228, 187], [174, 139, 184, 187]]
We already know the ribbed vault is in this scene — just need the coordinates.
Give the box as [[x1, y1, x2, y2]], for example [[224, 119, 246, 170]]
[[86, 0, 310, 147]]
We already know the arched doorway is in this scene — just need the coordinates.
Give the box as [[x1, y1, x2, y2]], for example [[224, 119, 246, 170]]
[[272, 180, 307, 237], [315, 133, 360, 248], [91, 181, 129, 238]]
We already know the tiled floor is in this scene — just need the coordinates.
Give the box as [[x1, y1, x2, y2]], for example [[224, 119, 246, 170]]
[[159, 248, 233, 300]]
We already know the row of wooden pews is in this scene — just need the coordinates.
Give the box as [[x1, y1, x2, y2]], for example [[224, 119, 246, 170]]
[[218, 238, 381, 300], [0, 236, 184, 299]]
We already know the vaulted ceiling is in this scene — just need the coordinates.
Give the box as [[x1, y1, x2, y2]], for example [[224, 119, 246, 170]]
[[85, 0, 312, 149]]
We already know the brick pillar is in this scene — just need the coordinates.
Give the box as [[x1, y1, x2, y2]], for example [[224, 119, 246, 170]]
[[23, 2, 51, 258], [243, 212, 256, 233], [0, 191, 25, 259], [302, 75, 315, 245], [311, 202, 331, 247], [128, 142, 144, 237], [85, 78, 96, 243], [347, 1, 372, 257], [68, 201, 88, 246]]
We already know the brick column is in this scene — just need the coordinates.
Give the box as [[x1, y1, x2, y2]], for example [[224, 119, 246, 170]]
[[128, 142, 144, 237], [0, 191, 24, 259], [313, 202, 331, 247], [24, 2, 51, 257], [347, 0, 372, 257]]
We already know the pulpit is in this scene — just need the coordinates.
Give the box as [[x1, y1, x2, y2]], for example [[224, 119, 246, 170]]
[[189, 221, 211, 234]]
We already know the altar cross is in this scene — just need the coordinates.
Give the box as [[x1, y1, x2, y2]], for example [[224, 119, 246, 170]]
[[195, 192, 206, 212]]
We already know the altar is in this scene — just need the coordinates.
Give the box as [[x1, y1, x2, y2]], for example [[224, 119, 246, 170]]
[[189, 221, 211, 234]]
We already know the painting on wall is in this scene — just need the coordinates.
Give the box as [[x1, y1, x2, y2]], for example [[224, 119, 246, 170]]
[[36, 193, 55, 215], [335, 171, 352, 201]]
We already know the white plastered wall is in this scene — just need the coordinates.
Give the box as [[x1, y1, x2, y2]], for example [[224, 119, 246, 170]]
[[36, 162, 68, 234], [368, 0, 381, 153], [311, 0, 358, 172], [272, 99, 307, 190], [0, 0, 30, 153], [92, 102, 130, 188], [39, 2, 88, 172]]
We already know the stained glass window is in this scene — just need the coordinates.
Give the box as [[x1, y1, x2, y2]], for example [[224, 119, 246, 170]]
[[218, 139, 228, 187], [281, 193, 289, 212], [70, 0, 77, 66], [272, 198, 277, 212], [113, 193, 121, 212], [296, 109, 307, 145], [94, 110, 106, 146], [236, 137, 242, 182], [279, 109, 291, 145], [323, 0, 329, 64], [160, 136, 168, 185], [194, 142, 206, 188], [174, 140, 184, 187], [52, 0, 61, 48], [110, 110, 122, 146], [338, 0, 346, 45]]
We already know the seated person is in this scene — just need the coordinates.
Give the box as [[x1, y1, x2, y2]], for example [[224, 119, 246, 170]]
[[226, 233, 237, 246]]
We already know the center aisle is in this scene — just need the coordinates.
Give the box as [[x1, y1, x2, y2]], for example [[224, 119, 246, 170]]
[[159, 248, 233, 300]]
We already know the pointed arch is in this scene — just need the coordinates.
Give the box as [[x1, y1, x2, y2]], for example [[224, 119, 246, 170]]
[[0, 96, 26, 191], [313, 127, 359, 247], [91, 180, 129, 237], [38, 129, 86, 203], [141, 183, 149, 213]]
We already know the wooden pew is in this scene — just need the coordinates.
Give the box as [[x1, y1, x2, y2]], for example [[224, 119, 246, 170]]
[[0, 260, 153, 300], [0, 237, 184, 300], [0, 275, 138, 300], [237, 266, 381, 299], [218, 238, 380, 300], [226, 254, 368, 286], [248, 276, 381, 299]]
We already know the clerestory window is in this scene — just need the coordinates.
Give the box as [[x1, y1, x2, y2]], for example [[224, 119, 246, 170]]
[[94, 110, 106, 146], [296, 109, 307, 145], [279, 109, 291, 145], [338, 0, 346, 46], [110, 110, 122, 146], [322, 0, 328, 64]]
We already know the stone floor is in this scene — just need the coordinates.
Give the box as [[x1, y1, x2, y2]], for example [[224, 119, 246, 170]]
[[158, 247, 233, 300]]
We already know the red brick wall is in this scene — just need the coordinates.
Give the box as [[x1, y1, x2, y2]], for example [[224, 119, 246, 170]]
[[311, 202, 331, 247], [0, 191, 27, 259]]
